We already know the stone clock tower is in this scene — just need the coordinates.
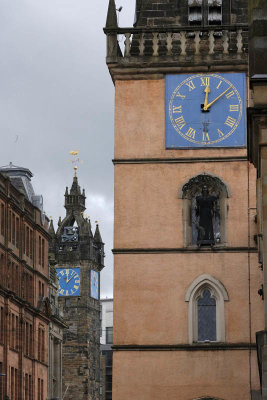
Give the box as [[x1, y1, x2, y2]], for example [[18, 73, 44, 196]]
[[49, 171, 104, 400], [105, 0, 263, 399]]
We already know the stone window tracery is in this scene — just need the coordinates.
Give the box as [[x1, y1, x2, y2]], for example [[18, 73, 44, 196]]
[[185, 274, 229, 344]]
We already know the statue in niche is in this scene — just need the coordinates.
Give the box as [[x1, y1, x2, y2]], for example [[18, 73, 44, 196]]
[[195, 185, 218, 247]]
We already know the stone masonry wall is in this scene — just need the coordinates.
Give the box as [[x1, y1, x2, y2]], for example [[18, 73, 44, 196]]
[[134, 0, 248, 27]]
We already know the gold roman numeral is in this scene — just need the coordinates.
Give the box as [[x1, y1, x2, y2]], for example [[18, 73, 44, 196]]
[[176, 92, 186, 99], [200, 77, 210, 86], [224, 116, 237, 128], [74, 285, 79, 290], [225, 90, 235, 99], [65, 290, 69, 296], [186, 80, 196, 91], [59, 289, 64, 295], [173, 105, 182, 113], [175, 116, 186, 130], [202, 132, 210, 142], [229, 105, 239, 112], [216, 81, 222, 89], [185, 127, 196, 139], [218, 129, 224, 138]]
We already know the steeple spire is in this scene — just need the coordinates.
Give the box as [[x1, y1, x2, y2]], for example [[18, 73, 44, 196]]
[[106, 0, 118, 28], [49, 218, 56, 237], [94, 223, 103, 244], [64, 175, 86, 214]]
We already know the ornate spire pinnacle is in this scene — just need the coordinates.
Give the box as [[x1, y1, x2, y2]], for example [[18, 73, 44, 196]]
[[94, 223, 103, 243], [106, 0, 118, 28], [49, 218, 56, 237]]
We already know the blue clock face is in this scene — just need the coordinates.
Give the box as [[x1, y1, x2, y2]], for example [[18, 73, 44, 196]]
[[90, 270, 99, 300], [56, 268, 81, 296], [165, 73, 246, 148]]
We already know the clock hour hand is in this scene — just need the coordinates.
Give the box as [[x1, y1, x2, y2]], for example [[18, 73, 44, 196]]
[[201, 84, 210, 113], [203, 85, 232, 111]]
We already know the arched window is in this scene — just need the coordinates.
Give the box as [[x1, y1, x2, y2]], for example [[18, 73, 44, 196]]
[[178, 173, 231, 248], [185, 274, 229, 344], [197, 288, 216, 342]]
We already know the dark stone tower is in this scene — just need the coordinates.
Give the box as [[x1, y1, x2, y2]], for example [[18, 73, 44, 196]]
[[49, 173, 104, 400]]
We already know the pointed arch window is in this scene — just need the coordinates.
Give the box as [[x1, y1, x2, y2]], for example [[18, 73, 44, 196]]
[[185, 274, 229, 344], [197, 288, 216, 342]]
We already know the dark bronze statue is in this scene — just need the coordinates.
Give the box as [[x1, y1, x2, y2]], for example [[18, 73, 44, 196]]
[[196, 185, 218, 246]]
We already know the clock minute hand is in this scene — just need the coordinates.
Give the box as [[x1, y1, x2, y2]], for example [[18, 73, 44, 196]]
[[66, 275, 75, 284], [204, 85, 232, 111]]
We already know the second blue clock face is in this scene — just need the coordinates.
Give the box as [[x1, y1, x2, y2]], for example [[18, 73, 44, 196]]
[[90, 270, 99, 300], [56, 268, 81, 296], [165, 73, 246, 148]]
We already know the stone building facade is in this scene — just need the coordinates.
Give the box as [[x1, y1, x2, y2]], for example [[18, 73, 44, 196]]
[[105, 0, 263, 399], [247, 0, 267, 398], [49, 173, 105, 400], [0, 163, 50, 400], [47, 262, 66, 400]]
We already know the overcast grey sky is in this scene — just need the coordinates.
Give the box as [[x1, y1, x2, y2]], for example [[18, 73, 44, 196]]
[[0, 0, 135, 298]]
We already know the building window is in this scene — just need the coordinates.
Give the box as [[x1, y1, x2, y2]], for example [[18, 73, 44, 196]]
[[8, 210, 11, 242], [188, 0, 222, 26], [25, 373, 32, 400], [25, 321, 33, 357], [29, 229, 33, 259], [12, 213, 15, 245], [0, 306, 4, 343], [179, 173, 231, 248], [185, 274, 229, 344], [1, 203, 4, 236], [41, 238, 45, 268], [15, 217, 19, 248], [38, 378, 44, 400], [0, 362, 3, 399], [197, 288, 216, 342], [106, 327, 113, 344], [38, 325, 45, 363], [38, 236, 41, 265]]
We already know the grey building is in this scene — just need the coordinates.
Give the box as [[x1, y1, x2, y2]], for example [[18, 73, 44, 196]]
[[100, 299, 113, 400]]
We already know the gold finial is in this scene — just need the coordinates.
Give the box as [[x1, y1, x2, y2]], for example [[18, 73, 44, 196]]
[[50, 216, 53, 220], [69, 150, 80, 177], [95, 220, 98, 224]]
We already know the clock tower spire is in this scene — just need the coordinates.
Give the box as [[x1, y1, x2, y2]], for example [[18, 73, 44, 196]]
[[49, 166, 104, 400]]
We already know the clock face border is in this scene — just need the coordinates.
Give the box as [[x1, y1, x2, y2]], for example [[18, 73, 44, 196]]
[[56, 267, 81, 297], [165, 72, 246, 149], [90, 270, 99, 300]]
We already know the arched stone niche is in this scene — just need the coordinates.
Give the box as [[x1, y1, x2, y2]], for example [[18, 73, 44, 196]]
[[178, 173, 232, 248]]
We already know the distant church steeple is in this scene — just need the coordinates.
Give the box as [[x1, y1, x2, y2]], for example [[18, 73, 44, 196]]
[[64, 175, 86, 215], [49, 154, 105, 400]]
